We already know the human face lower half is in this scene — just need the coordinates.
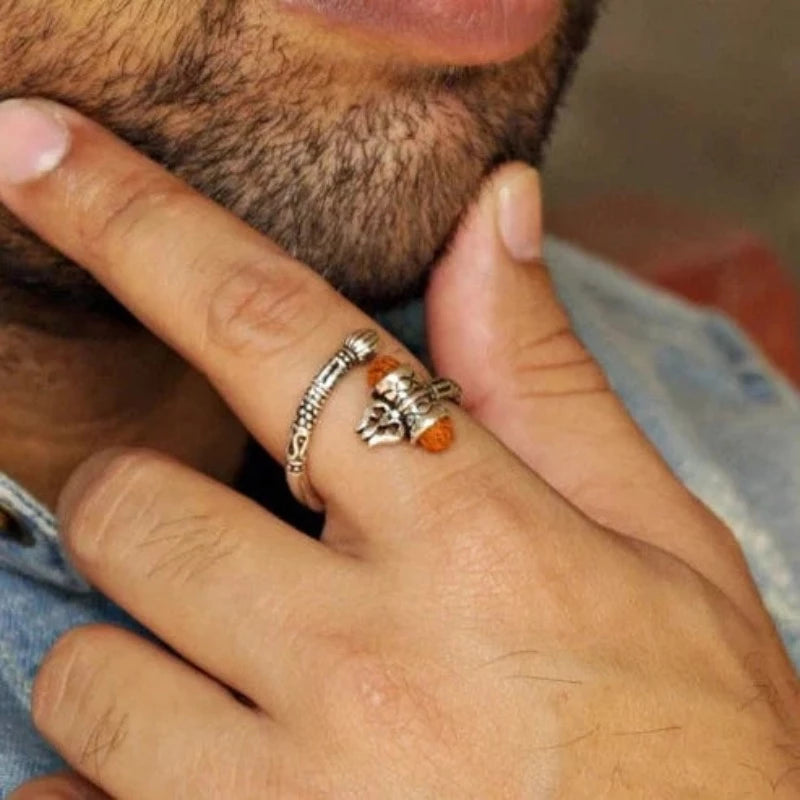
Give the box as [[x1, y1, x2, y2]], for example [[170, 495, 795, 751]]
[[0, 0, 600, 316]]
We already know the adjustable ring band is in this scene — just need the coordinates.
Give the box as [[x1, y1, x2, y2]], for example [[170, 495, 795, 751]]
[[285, 329, 379, 512]]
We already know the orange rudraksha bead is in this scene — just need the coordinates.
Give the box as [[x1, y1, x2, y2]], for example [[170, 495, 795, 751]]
[[367, 355, 402, 388], [418, 417, 454, 453]]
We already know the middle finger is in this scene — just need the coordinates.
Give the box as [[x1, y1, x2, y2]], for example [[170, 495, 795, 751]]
[[0, 100, 535, 542]]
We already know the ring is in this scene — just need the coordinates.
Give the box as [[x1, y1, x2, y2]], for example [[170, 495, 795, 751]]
[[286, 329, 379, 511], [357, 357, 463, 452]]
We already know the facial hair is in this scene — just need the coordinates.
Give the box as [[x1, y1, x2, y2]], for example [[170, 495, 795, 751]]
[[0, 0, 600, 322]]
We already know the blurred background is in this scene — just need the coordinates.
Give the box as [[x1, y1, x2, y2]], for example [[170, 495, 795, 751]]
[[543, 0, 799, 380], [545, 0, 798, 271]]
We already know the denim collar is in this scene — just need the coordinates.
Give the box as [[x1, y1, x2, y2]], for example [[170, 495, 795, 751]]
[[0, 475, 90, 593]]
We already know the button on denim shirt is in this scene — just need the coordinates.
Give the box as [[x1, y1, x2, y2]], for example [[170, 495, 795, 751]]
[[2, 239, 799, 793]]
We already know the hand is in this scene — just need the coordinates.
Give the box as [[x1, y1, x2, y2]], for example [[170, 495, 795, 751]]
[[4, 100, 798, 799]]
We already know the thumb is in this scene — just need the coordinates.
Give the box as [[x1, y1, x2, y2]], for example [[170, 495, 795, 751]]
[[427, 162, 642, 503], [427, 164, 755, 606], [428, 164, 608, 433]]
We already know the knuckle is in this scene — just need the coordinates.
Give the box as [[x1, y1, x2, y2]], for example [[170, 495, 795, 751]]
[[135, 512, 241, 587], [62, 449, 161, 570], [78, 702, 131, 778], [324, 641, 439, 737], [32, 625, 113, 733], [442, 521, 540, 624], [416, 455, 532, 536], [412, 459, 552, 621], [348, 656, 411, 726], [205, 261, 327, 358], [78, 171, 191, 264]]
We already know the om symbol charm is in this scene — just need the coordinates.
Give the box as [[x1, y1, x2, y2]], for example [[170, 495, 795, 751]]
[[357, 356, 463, 453]]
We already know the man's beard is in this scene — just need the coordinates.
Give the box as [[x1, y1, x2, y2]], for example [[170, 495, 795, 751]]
[[0, 0, 600, 322]]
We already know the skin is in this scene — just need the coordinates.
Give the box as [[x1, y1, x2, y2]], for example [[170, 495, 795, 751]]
[[0, 0, 796, 794], [0, 0, 598, 506], [3, 104, 800, 797]]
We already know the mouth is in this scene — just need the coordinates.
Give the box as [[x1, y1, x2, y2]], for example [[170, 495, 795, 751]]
[[279, 0, 561, 65]]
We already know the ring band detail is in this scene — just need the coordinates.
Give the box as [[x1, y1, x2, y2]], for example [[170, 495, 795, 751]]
[[286, 329, 379, 511]]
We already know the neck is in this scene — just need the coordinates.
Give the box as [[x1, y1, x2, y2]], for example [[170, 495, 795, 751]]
[[0, 295, 247, 509]]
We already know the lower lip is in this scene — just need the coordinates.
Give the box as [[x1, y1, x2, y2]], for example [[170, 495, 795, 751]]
[[280, 0, 560, 65]]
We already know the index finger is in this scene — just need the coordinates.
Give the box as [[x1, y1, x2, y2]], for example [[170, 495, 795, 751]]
[[0, 99, 539, 542]]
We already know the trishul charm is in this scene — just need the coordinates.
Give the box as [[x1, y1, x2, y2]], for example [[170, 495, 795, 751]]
[[357, 356, 462, 453]]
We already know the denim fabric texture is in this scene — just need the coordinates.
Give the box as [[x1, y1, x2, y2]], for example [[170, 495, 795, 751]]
[[1, 238, 799, 793]]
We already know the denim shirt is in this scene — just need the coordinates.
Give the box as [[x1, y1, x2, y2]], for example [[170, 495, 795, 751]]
[[2, 238, 799, 793]]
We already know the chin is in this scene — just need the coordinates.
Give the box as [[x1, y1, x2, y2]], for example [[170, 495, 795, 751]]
[[1, 73, 550, 322], [0, 1, 599, 325]]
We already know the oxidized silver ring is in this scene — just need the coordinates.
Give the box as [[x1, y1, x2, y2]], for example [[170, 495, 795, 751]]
[[286, 329, 379, 511]]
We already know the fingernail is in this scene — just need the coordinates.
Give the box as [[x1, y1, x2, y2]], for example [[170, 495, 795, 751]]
[[496, 167, 542, 263], [0, 99, 70, 185]]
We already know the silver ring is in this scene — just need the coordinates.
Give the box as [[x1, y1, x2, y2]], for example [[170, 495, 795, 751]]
[[286, 329, 379, 511]]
